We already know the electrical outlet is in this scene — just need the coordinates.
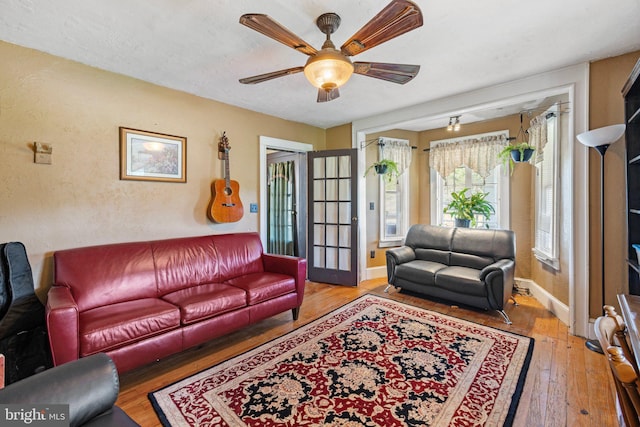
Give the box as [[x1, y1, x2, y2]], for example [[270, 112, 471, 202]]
[[370, 250, 375, 258], [249, 203, 258, 213]]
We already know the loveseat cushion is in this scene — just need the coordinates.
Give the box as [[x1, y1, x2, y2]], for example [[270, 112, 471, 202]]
[[80, 298, 180, 356], [162, 283, 247, 325], [449, 252, 495, 270], [226, 272, 296, 305], [406, 224, 453, 251], [435, 266, 487, 297], [394, 260, 447, 285], [450, 227, 515, 265], [415, 248, 450, 264]]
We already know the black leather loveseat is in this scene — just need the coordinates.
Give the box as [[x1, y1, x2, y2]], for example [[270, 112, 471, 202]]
[[386, 224, 516, 323]]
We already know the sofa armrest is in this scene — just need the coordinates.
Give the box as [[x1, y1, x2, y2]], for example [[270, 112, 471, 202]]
[[46, 286, 80, 366], [385, 246, 416, 284], [479, 259, 514, 281], [480, 259, 515, 309], [386, 246, 416, 264], [262, 253, 307, 307], [0, 353, 124, 427]]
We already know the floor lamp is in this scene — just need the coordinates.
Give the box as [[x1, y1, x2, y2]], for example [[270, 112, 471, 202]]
[[577, 124, 626, 354]]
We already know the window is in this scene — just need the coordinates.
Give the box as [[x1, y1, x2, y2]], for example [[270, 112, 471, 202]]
[[532, 104, 560, 269], [377, 137, 411, 247], [430, 131, 510, 229], [432, 165, 508, 229], [379, 171, 409, 246]]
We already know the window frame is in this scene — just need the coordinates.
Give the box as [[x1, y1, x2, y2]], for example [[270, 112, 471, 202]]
[[532, 104, 560, 269]]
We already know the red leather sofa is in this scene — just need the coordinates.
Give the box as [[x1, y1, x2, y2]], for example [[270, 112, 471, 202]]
[[45, 232, 306, 373]]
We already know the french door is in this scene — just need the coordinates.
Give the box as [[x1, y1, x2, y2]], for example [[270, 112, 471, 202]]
[[307, 149, 358, 286]]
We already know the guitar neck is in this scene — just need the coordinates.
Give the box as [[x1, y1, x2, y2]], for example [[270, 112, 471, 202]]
[[224, 150, 231, 186]]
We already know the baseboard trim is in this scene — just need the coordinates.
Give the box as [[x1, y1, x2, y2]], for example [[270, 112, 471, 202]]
[[515, 277, 570, 326], [364, 266, 387, 281]]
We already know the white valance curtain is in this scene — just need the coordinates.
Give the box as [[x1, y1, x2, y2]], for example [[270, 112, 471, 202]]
[[429, 132, 508, 178], [528, 114, 548, 162], [379, 137, 412, 172]]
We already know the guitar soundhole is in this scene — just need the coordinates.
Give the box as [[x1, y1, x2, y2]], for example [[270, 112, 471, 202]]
[[224, 187, 232, 196]]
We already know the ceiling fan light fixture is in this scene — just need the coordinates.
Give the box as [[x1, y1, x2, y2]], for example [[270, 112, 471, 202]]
[[239, 0, 423, 102], [304, 48, 354, 91]]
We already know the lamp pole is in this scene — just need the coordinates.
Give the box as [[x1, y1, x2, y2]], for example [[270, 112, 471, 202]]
[[584, 144, 609, 354], [576, 124, 626, 354]]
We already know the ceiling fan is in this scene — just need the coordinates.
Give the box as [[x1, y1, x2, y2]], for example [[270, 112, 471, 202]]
[[239, 0, 423, 103]]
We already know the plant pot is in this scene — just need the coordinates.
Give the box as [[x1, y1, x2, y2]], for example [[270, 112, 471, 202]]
[[454, 218, 471, 228], [374, 164, 388, 174], [511, 148, 534, 163]]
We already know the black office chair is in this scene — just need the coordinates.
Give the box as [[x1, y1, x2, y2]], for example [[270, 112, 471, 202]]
[[0, 353, 139, 427], [0, 242, 52, 384]]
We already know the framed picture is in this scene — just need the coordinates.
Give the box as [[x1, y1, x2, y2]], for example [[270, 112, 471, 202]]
[[119, 127, 186, 183]]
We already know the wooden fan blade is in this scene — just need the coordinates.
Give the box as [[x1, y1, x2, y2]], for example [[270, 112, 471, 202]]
[[239, 67, 305, 84], [240, 14, 317, 56], [340, 0, 423, 57], [317, 87, 340, 103], [353, 62, 420, 84]]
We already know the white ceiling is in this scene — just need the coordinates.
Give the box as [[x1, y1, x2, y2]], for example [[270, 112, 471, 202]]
[[0, 0, 639, 130]]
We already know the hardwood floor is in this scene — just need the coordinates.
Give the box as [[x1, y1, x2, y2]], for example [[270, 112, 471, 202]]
[[117, 278, 619, 426]]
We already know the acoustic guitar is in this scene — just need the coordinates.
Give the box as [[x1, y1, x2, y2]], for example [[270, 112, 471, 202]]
[[207, 132, 244, 223]]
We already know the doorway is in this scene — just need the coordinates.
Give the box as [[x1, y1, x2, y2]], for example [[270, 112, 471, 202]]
[[259, 136, 312, 259], [266, 150, 306, 257]]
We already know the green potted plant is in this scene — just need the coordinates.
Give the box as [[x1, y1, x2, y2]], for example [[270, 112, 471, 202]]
[[498, 142, 535, 173], [364, 159, 401, 183], [443, 188, 495, 227]]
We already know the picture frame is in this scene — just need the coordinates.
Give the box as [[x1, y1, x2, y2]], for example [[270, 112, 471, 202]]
[[119, 127, 186, 183]]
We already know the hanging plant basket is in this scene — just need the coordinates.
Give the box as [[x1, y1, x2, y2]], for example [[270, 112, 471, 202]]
[[364, 159, 400, 183], [374, 164, 388, 174], [498, 142, 535, 174], [454, 218, 471, 228], [511, 148, 534, 163]]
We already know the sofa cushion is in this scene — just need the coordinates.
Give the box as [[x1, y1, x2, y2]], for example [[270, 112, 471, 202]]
[[434, 266, 487, 297], [226, 272, 296, 305], [394, 260, 447, 285], [153, 236, 219, 295], [54, 243, 157, 312], [213, 233, 265, 281], [162, 283, 247, 325], [79, 298, 180, 356]]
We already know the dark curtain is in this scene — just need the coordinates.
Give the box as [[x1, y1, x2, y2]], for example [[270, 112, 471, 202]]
[[267, 160, 297, 256]]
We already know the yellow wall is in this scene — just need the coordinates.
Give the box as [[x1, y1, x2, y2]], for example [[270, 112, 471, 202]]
[[0, 41, 325, 297], [326, 123, 351, 150], [588, 51, 640, 316]]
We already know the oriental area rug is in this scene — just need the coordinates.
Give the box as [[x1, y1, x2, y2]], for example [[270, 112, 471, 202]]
[[149, 295, 534, 427]]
